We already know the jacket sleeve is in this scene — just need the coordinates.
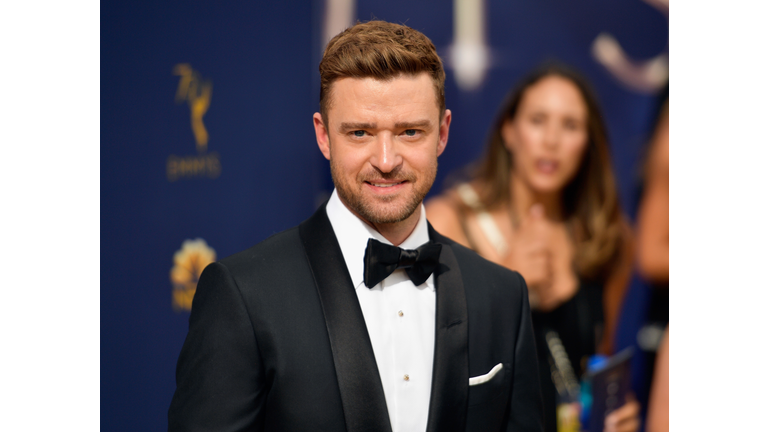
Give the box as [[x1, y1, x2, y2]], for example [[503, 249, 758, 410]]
[[168, 262, 266, 432], [506, 272, 545, 432]]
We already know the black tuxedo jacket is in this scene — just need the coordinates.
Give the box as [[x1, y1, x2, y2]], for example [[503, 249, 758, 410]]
[[169, 204, 544, 432]]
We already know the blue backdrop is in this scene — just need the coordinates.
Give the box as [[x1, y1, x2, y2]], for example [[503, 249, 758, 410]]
[[101, 1, 667, 430]]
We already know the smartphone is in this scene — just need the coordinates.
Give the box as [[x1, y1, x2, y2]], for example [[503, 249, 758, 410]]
[[584, 347, 633, 432]]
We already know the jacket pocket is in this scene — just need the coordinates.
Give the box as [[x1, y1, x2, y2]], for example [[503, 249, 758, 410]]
[[467, 362, 510, 407]]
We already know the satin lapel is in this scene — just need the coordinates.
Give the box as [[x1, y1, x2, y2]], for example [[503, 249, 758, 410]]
[[299, 204, 392, 432], [426, 225, 469, 432]]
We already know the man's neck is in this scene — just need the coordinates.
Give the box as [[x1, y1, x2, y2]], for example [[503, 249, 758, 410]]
[[369, 207, 422, 246], [342, 201, 422, 247]]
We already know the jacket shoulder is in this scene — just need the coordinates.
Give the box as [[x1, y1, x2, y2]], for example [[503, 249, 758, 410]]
[[433, 228, 524, 287], [217, 226, 304, 277], [433, 230, 529, 312], [454, 242, 524, 285]]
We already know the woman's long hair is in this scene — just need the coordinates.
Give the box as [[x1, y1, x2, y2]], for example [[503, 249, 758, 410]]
[[471, 63, 624, 281]]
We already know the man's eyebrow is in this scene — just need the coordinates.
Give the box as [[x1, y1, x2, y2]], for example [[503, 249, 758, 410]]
[[394, 120, 432, 129], [339, 122, 376, 131]]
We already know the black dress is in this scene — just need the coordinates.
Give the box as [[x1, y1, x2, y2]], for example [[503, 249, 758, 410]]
[[531, 281, 604, 432]]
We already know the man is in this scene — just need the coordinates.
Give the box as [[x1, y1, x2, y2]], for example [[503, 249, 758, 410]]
[[169, 20, 544, 432]]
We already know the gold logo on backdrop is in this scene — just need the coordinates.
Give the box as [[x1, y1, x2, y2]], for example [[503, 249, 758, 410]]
[[174, 63, 211, 151], [171, 238, 217, 311], [168, 64, 221, 181]]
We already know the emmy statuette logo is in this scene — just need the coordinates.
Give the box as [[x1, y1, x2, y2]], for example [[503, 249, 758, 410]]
[[170, 238, 217, 311], [167, 64, 221, 181], [174, 63, 211, 152]]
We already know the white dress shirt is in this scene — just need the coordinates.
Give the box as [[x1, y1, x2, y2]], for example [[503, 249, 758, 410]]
[[325, 189, 436, 432]]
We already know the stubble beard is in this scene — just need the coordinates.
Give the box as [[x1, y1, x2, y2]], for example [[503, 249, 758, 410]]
[[331, 158, 437, 225]]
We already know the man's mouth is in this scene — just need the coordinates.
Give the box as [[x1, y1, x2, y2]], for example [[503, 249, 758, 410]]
[[367, 181, 405, 188]]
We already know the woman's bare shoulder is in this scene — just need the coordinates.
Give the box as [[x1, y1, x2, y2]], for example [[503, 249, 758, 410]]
[[425, 190, 470, 245]]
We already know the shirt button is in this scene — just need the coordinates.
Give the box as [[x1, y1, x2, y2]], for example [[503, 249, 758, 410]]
[[398, 310, 404, 317], [403, 374, 410, 381]]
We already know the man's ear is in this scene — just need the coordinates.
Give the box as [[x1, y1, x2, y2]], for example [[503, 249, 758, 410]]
[[313, 112, 331, 161], [437, 109, 452, 157]]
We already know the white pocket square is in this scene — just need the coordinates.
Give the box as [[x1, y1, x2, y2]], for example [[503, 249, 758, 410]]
[[468, 363, 503, 386]]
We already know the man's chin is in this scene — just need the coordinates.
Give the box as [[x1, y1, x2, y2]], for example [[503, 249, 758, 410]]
[[356, 198, 419, 225], [334, 179, 428, 226]]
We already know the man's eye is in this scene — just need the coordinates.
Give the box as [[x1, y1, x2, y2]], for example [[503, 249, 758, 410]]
[[404, 129, 417, 136], [353, 130, 366, 137]]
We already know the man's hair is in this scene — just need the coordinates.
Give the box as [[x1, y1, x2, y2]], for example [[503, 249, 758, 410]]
[[318, 20, 446, 124]]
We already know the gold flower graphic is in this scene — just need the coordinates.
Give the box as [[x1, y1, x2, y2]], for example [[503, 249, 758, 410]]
[[171, 238, 216, 311]]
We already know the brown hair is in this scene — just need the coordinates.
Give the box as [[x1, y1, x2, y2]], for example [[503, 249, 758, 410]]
[[472, 63, 624, 280], [318, 20, 446, 123]]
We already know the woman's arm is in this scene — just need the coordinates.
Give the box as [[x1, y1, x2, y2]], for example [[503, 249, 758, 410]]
[[637, 103, 669, 283], [646, 326, 670, 432]]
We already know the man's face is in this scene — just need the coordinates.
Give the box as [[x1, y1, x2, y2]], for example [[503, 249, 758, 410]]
[[314, 73, 451, 226]]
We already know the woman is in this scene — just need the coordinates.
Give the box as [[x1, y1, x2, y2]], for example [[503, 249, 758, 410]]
[[636, 91, 669, 432], [426, 64, 638, 432], [637, 96, 669, 285]]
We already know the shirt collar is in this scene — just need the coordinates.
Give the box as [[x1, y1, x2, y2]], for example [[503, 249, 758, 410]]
[[325, 188, 433, 290]]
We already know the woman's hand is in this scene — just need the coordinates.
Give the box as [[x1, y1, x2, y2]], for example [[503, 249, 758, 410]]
[[507, 204, 577, 311], [506, 205, 554, 305], [603, 396, 640, 432]]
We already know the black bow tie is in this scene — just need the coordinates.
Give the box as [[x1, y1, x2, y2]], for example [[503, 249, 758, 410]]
[[363, 238, 442, 289]]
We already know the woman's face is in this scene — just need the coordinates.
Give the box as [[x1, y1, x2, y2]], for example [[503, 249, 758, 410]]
[[502, 75, 589, 195]]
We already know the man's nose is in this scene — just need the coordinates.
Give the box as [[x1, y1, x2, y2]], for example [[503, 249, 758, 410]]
[[370, 133, 402, 173]]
